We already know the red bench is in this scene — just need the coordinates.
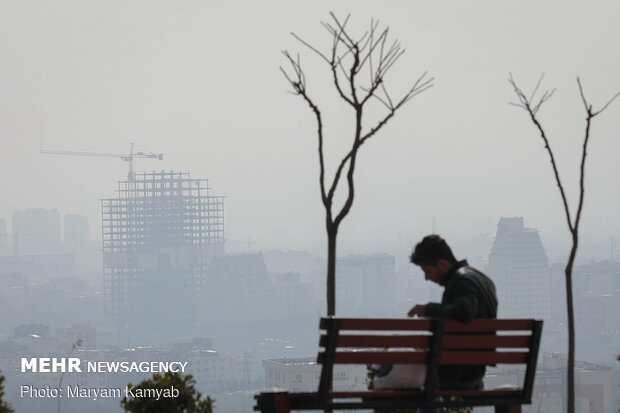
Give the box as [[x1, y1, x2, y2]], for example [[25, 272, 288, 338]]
[[255, 317, 542, 413]]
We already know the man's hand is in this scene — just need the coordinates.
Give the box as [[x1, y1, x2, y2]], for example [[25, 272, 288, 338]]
[[408, 304, 427, 318]]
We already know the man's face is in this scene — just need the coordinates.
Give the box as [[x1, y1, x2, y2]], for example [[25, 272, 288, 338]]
[[419, 259, 452, 285]]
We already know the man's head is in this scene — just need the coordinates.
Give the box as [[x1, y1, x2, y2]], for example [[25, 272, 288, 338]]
[[409, 235, 457, 285]]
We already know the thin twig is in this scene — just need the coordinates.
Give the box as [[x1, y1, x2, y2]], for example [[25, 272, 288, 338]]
[[380, 82, 394, 109], [530, 72, 546, 103], [291, 33, 330, 64], [508, 73, 573, 231], [329, 12, 354, 47]]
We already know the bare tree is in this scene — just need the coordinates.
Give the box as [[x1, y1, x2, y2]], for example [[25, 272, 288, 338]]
[[280, 13, 432, 316], [509, 73, 620, 413]]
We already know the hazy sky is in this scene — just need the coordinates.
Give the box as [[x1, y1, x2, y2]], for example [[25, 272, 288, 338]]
[[2, 0, 619, 262]]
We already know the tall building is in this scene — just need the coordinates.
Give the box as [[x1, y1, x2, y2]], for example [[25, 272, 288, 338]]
[[573, 260, 620, 338], [199, 253, 317, 329], [336, 253, 396, 316], [487, 217, 550, 319], [101, 171, 224, 342], [12, 209, 62, 254], [201, 253, 275, 326], [63, 214, 89, 253], [0, 218, 9, 255], [63, 214, 93, 272]]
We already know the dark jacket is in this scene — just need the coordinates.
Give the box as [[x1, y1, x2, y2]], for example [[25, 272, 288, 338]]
[[424, 260, 498, 384], [424, 260, 497, 322]]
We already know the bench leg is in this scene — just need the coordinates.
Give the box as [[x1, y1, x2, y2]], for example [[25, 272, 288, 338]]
[[495, 405, 521, 413], [255, 392, 290, 413]]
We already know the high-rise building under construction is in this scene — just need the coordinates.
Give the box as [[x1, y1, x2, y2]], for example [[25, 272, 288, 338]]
[[101, 171, 224, 342]]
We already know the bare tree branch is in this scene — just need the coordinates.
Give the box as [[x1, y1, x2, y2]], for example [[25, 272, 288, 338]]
[[329, 19, 355, 106], [595, 90, 620, 116], [328, 73, 433, 203], [280, 51, 328, 207], [577, 77, 590, 114], [332, 62, 354, 106], [380, 82, 394, 109], [367, 19, 376, 87], [328, 12, 354, 48], [358, 23, 386, 72], [290, 33, 330, 64], [282, 13, 432, 316], [574, 114, 590, 234], [509, 72, 619, 413], [529, 72, 546, 103], [508, 73, 573, 231]]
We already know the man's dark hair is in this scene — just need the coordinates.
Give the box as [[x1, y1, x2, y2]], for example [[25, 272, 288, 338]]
[[409, 234, 457, 265]]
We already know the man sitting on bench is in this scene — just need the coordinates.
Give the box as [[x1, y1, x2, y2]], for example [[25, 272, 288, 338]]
[[407, 235, 498, 412]]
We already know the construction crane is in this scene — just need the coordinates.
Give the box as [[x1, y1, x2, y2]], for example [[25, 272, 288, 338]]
[[40, 143, 164, 181]]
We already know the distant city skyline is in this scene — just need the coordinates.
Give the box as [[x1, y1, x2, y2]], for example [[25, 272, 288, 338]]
[[2, 1, 619, 263], [1, 205, 618, 267], [2, 2, 620, 411]]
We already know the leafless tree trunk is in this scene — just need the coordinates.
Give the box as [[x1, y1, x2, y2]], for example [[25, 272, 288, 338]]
[[281, 13, 432, 316], [509, 73, 619, 413]]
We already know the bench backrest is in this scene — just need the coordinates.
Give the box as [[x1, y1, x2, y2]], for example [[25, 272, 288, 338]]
[[317, 317, 543, 402]]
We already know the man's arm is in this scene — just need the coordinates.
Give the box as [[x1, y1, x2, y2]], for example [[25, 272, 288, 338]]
[[422, 278, 479, 323]]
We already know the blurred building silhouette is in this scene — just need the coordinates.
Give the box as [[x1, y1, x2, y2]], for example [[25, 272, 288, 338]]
[[12, 208, 62, 255], [0, 218, 9, 255], [63, 214, 93, 272], [336, 253, 395, 316], [483, 353, 613, 413], [0, 210, 77, 288], [63, 214, 88, 252], [262, 357, 366, 393], [550, 260, 620, 355], [488, 217, 550, 319], [0, 253, 74, 279], [101, 171, 224, 342], [0, 212, 99, 278], [202, 253, 274, 325], [201, 253, 315, 326]]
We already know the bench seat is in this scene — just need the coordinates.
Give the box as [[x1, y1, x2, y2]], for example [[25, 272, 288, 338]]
[[255, 317, 542, 413]]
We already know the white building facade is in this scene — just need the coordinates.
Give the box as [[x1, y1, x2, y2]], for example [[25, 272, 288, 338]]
[[488, 217, 550, 320]]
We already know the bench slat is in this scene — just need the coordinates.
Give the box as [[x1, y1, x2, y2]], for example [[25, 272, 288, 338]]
[[321, 318, 433, 331], [320, 318, 535, 332], [320, 334, 430, 348], [320, 334, 531, 349], [286, 390, 422, 400], [318, 350, 527, 365], [444, 319, 533, 332], [318, 351, 428, 364], [440, 351, 527, 364], [285, 388, 522, 399], [442, 335, 531, 348], [435, 389, 522, 397], [256, 318, 542, 412], [284, 389, 524, 410]]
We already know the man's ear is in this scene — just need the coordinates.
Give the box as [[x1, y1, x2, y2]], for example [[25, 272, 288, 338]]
[[436, 259, 453, 272]]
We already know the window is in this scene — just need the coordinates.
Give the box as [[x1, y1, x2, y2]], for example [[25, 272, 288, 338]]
[[334, 371, 349, 381]]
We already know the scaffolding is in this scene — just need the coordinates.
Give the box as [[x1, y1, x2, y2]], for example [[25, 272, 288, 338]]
[[101, 171, 224, 339], [102, 171, 224, 252]]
